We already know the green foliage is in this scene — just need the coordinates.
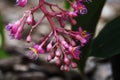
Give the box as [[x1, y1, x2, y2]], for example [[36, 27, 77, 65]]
[[0, 15, 5, 49], [72, 0, 106, 73], [0, 15, 9, 58], [64, 0, 74, 10], [90, 16, 120, 57]]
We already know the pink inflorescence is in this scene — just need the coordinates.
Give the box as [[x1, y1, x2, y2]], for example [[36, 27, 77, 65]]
[[6, 0, 91, 71]]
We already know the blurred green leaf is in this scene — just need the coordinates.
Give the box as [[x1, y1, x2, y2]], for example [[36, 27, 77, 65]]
[[72, 0, 106, 73], [0, 15, 5, 49], [0, 49, 9, 59], [90, 16, 120, 57], [64, 0, 74, 10], [0, 15, 9, 59]]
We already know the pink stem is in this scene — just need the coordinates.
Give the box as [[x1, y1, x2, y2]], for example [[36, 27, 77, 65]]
[[29, 15, 45, 35]]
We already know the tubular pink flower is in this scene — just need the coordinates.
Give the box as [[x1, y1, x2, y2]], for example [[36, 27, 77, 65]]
[[38, 46, 45, 54], [27, 44, 45, 60], [32, 44, 44, 54], [69, 46, 81, 60], [5, 23, 13, 31]]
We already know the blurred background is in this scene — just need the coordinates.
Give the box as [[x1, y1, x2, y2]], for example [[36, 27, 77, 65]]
[[0, 0, 120, 80]]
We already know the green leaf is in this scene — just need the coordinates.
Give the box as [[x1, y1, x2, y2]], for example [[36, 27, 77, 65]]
[[90, 16, 120, 58], [64, 0, 74, 10], [0, 14, 9, 59], [0, 15, 5, 49], [72, 0, 106, 73]]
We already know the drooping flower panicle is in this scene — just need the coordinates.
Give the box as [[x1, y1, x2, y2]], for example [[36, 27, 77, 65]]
[[6, 0, 91, 71]]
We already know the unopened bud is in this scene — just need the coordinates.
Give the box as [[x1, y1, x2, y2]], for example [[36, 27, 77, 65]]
[[64, 57, 70, 65], [61, 41, 69, 48], [69, 12, 77, 17], [26, 35, 31, 43], [15, 19, 22, 27], [47, 55, 52, 62], [60, 65, 64, 71], [50, 52, 55, 59], [55, 49, 61, 57], [15, 31, 21, 40], [71, 19, 77, 25], [71, 40, 76, 46], [46, 41, 52, 52], [63, 65, 70, 71], [16, 0, 28, 7], [55, 58, 61, 66], [17, 27, 23, 33], [26, 14, 33, 25], [71, 62, 77, 68]]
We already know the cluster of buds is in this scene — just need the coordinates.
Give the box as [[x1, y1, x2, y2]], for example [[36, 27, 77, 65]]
[[6, 0, 91, 71]]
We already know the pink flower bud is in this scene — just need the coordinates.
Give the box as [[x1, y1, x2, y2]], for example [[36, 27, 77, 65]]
[[55, 49, 61, 57], [17, 26, 23, 33], [80, 38, 87, 44], [75, 35, 87, 45], [71, 40, 76, 46], [69, 12, 77, 17], [68, 46, 72, 52], [71, 62, 77, 68], [78, 27, 83, 33], [47, 55, 52, 62], [34, 44, 39, 49], [61, 41, 69, 48], [55, 58, 61, 66], [16, 0, 28, 7], [46, 41, 52, 52], [15, 31, 21, 40], [26, 14, 33, 25], [63, 65, 70, 71], [70, 18, 77, 25], [38, 46, 44, 53], [64, 57, 70, 65], [50, 52, 55, 59], [60, 65, 64, 71], [26, 35, 31, 43], [15, 19, 22, 27]]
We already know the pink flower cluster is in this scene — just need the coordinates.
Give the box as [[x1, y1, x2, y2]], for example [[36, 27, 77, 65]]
[[6, 0, 91, 71]]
